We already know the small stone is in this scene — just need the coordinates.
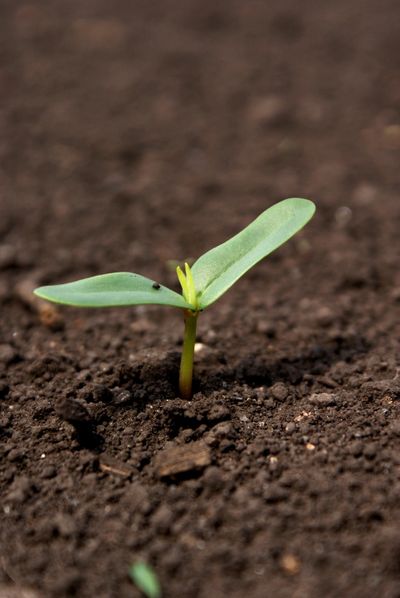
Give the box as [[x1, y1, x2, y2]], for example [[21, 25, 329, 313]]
[[309, 392, 337, 407], [334, 206, 352, 227], [154, 441, 211, 478], [0, 344, 17, 365], [269, 456, 280, 472], [55, 397, 92, 426], [113, 389, 133, 405], [248, 95, 289, 126], [285, 422, 296, 434], [315, 306, 334, 327], [280, 553, 301, 575], [270, 383, 288, 402], [352, 183, 377, 206], [38, 304, 64, 330]]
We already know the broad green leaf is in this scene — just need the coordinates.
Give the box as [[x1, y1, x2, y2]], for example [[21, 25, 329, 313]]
[[129, 562, 161, 598], [191, 198, 315, 309], [34, 272, 191, 309]]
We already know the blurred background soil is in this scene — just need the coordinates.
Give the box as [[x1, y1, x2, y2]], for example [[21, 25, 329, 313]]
[[1, 1, 400, 597]]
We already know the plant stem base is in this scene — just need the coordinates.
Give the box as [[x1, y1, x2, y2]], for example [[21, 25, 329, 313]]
[[179, 310, 198, 399]]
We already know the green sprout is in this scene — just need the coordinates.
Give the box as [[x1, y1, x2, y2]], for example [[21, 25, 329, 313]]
[[34, 198, 315, 399], [129, 562, 161, 598]]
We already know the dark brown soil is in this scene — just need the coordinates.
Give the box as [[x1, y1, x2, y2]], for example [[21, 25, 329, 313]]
[[1, 1, 400, 597]]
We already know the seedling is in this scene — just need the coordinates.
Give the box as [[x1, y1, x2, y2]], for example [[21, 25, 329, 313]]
[[34, 198, 315, 399], [129, 562, 161, 598]]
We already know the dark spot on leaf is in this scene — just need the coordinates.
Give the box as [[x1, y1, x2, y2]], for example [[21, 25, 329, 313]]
[[152, 282, 161, 290]]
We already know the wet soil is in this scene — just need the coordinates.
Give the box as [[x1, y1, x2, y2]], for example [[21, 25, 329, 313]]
[[1, 0, 400, 596]]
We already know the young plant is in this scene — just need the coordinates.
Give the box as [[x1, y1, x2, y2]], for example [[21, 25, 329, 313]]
[[129, 562, 161, 598], [34, 198, 315, 399]]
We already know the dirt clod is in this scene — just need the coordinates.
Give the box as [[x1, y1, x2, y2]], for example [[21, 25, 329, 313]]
[[154, 441, 212, 478], [309, 392, 337, 407], [55, 397, 92, 426], [270, 383, 289, 402]]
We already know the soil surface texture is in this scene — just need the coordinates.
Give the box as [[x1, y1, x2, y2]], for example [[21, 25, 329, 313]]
[[1, 1, 400, 597]]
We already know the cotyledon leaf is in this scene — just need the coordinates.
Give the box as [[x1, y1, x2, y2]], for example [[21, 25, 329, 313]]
[[34, 272, 192, 309], [129, 562, 161, 598], [191, 198, 316, 309]]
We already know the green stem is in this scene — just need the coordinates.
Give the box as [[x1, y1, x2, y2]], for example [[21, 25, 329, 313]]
[[179, 310, 198, 400]]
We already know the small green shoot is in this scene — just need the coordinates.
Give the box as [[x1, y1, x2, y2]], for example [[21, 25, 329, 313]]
[[34, 198, 315, 399], [129, 562, 161, 598]]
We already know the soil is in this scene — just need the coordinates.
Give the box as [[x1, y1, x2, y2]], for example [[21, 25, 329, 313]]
[[1, 0, 400, 597]]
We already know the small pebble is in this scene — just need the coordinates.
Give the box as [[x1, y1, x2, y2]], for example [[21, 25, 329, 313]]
[[248, 95, 288, 126], [315, 307, 334, 327], [55, 397, 92, 425], [352, 182, 377, 205], [154, 441, 211, 478], [270, 383, 288, 402], [113, 389, 133, 405], [285, 422, 296, 434], [280, 554, 301, 575], [334, 206, 352, 227], [309, 392, 337, 407]]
